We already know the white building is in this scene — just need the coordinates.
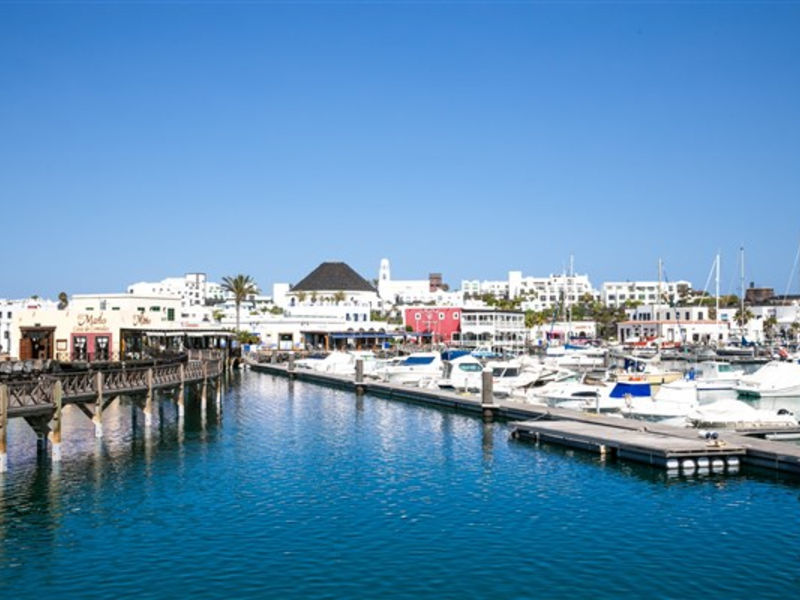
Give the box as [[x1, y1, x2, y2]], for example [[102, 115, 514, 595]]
[[12, 293, 228, 361], [602, 280, 691, 308], [617, 304, 736, 345], [1, 298, 58, 358], [453, 308, 527, 355], [462, 271, 598, 311], [377, 258, 460, 306], [127, 273, 225, 309]]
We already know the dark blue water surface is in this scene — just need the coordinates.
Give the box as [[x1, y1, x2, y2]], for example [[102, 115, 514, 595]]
[[2, 371, 800, 599]]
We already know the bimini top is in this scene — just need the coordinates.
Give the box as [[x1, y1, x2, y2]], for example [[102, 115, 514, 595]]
[[290, 262, 376, 293]]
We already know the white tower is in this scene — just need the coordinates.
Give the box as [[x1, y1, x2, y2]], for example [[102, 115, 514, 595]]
[[378, 258, 391, 300]]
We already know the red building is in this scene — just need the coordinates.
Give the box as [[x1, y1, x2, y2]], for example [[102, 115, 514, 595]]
[[404, 307, 461, 344]]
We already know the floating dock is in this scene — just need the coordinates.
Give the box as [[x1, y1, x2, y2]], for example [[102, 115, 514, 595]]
[[511, 420, 744, 471], [248, 360, 800, 476]]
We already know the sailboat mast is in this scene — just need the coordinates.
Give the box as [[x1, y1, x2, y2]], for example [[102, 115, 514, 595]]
[[740, 246, 745, 336], [715, 252, 720, 343]]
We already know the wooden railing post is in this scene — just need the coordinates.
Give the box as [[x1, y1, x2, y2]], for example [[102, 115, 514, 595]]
[[94, 371, 104, 438], [50, 381, 63, 462], [0, 384, 8, 472], [145, 367, 154, 427]]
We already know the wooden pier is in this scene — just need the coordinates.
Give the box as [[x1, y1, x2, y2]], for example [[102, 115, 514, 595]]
[[249, 359, 800, 476], [0, 355, 225, 471]]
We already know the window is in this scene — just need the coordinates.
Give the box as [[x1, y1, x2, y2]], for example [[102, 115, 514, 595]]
[[99, 300, 107, 310], [167, 308, 175, 321], [150, 306, 161, 312], [453, 312, 460, 320], [414, 312, 421, 321], [438, 312, 445, 320]]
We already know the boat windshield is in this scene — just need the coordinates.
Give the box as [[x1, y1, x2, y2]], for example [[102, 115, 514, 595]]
[[492, 367, 520, 377], [403, 356, 435, 366], [458, 364, 482, 372]]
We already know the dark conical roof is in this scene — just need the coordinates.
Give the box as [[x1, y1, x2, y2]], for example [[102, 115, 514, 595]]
[[290, 262, 376, 293]]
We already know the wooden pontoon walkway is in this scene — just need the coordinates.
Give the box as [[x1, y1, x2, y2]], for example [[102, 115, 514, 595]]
[[249, 360, 800, 476]]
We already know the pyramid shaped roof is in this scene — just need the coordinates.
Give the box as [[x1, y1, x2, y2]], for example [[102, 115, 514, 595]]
[[290, 262, 376, 293]]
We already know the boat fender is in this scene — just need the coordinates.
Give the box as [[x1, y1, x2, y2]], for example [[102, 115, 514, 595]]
[[777, 408, 793, 416]]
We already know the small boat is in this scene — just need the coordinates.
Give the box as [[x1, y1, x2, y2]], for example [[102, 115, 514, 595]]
[[437, 354, 484, 392], [382, 352, 444, 386], [687, 361, 744, 391], [534, 378, 652, 414], [621, 379, 699, 420], [735, 361, 800, 398], [682, 398, 798, 429], [295, 350, 377, 375]]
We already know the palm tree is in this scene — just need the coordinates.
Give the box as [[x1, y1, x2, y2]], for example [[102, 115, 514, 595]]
[[763, 315, 778, 341], [57, 291, 68, 310], [734, 307, 754, 328], [333, 290, 346, 305], [221, 274, 260, 332]]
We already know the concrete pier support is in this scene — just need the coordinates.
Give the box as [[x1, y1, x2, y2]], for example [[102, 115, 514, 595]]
[[93, 372, 104, 438], [50, 381, 63, 462], [201, 362, 208, 414], [177, 363, 185, 418], [0, 385, 8, 473], [481, 368, 497, 420], [144, 368, 154, 427]]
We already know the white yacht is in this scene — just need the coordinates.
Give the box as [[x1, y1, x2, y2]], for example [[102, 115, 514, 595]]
[[621, 379, 699, 420], [382, 352, 444, 386], [675, 398, 799, 429], [295, 350, 377, 376], [687, 361, 744, 392], [735, 361, 800, 398], [437, 354, 484, 392], [533, 377, 652, 414]]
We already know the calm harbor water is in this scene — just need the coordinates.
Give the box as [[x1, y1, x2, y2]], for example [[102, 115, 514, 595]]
[[2, 371, 800, 599]]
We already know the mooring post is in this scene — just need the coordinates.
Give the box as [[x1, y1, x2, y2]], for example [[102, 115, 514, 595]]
[[0, 384, 8, 472], [94, 371, 104, 438], [177, 363, 185, 418], [481, 368, 496, 419], [50, 381, 63, 462], [355, 358, 364, 395], [144, 367, 154, 427], [270, 351, 277, 365], [288, 352, 295, 373]]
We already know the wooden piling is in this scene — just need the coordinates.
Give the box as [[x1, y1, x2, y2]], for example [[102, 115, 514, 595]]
[[50, 381, 63, 462], [481, 368, 496, 419], [144, 367, 154, 427], [0, 384, 8, 472], [94, 371, 104, 438], [355, 358, 365, 395]]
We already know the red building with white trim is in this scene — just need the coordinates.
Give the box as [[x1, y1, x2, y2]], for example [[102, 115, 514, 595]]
[[404, 307, 461, 344]]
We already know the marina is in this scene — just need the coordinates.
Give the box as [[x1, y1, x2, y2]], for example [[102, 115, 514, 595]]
[[249, 358, 800, 476]]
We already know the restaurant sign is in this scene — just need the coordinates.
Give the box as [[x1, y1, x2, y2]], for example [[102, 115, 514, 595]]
[[74, 313, 110, 332]]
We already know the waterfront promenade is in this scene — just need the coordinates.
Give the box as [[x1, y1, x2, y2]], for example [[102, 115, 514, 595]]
[[0, 353, 226, 470]]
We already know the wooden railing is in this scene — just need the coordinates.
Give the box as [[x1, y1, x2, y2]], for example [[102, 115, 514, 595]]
[[3, 359, 223, 418]]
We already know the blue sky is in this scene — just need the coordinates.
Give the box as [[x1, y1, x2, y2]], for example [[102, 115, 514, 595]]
[[2, 1, 799, 299]]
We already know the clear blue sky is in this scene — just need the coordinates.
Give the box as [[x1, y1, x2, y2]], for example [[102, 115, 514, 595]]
[[2, 1, 799, 299]]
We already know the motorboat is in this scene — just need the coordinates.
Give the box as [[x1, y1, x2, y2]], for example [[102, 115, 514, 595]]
[[381, 352, 443, 386], [621, 379, 699, 420], [672, 398, 799, 429], [686, 361, 744, 391], [735, 361, 800, 398], [488, 359, 556, 399], [612, 356, 682, 388], [533, 377, 652, 414], [437, 354, 484, 392], [295, 350, 377, 376], [543, 345, 607, 369]]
